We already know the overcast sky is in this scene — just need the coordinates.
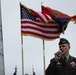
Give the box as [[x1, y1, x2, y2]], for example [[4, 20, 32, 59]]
[[1, 0, 76, 75]]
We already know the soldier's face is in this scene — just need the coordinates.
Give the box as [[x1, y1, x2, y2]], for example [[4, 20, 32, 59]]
[[59, 44, 70, 55]]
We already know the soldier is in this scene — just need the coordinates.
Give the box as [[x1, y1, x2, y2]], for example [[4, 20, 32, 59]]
[[46, 38, 76, 75]]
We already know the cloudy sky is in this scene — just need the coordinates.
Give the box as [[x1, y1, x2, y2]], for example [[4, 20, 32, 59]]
[[1, 0, 76, 75]]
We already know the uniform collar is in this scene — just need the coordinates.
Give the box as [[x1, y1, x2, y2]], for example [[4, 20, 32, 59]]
[[66, 55, 70, 60]]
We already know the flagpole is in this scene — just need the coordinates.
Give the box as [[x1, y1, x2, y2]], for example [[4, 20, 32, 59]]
[[43, 39, 46, 75], [41, 2, 46, 75], [32, 65, 34, 75], [21, 35, 24, 75], [20, 3, 24, 75]]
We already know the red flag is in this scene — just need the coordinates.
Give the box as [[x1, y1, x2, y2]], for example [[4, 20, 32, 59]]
[[42, 6, 71, 19], [71, 15, 76, 23], [42, 6, 53, 18], [42, 5, 71, 33], [42, 6, 55, 23]]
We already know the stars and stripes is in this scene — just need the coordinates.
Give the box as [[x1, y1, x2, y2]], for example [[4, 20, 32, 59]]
[[21, 4, 36, 21], [20, 3, 60, 40]]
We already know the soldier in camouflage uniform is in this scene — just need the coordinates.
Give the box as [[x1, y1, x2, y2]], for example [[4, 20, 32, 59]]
[[46, 38, 76, 75]]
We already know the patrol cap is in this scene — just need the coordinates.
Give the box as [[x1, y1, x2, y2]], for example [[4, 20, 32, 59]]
[[58, 38, 70, 45]]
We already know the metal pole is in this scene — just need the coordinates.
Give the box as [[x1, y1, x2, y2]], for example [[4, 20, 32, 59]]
[[21, 36, 24, 75], [43, 39, 46, 75]]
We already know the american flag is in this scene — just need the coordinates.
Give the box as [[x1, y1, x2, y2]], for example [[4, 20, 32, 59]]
[[20, 3, 59, 40], [21, 4, 36, 21]]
